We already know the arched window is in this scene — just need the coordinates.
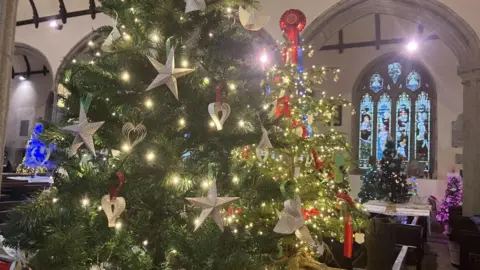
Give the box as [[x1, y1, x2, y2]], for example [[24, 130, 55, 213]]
[[354, 54, 436, 172]]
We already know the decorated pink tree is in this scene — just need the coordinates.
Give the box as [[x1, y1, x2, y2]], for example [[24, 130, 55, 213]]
[[436, 172, 463, 226]]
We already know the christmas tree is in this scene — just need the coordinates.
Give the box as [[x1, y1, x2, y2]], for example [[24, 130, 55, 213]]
[[357, 164, 378, 203], [16, 123, 52, 175], [2, 3, 365, 269], [376, 139, 411, 203], [436, 172, 463, 224]]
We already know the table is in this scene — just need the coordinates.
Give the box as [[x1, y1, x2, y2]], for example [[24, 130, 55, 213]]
[[362, 200, 432, 233], [6, 176, 53, 184]]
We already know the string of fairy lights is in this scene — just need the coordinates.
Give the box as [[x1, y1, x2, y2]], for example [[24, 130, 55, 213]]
[[51, 3, 367, 263]]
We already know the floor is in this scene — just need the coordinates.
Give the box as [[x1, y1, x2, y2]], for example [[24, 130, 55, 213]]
[[406, 221, 456, 270]]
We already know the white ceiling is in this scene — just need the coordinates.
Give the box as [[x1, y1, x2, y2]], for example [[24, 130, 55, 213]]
[[16, 0, 101, 22]]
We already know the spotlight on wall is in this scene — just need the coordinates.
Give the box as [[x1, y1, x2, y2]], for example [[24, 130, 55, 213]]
[[19, 76, 26, 81], [406, 40, 419, 52], [49, 20, 63, 30]]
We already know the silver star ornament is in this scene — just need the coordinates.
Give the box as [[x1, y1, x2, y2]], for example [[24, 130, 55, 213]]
[[62, 105, 104, 157], [185, 0, 206, 13], [186, 180, 239, 231], [146, 47, 194, 100]]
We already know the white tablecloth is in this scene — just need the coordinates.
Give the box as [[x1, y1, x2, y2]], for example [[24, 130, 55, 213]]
[[7, 176, 54, 184], [363, 200, 432, 233]]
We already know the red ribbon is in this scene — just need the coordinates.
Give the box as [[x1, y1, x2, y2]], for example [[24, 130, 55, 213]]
[[336, 193, 355, 258], [301, 208, 320, 221], [312, 148, 324, 169], [224, 206, 243, 216], [292, 120, 308, 138], [108, 172, 126, 200], [216, 84, 222, 104], [242, 146, 250, 159], [280, 10, 306, 65], [275, 96, 291, 118]]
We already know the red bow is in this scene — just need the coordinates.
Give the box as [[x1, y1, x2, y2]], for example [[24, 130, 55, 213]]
[[275, 96, 291, 118], [224, 206, 243, 216], [108, 172, 126, 200], [301, 208, 320, 221], [336, 193, 355, 258], [311, 148, 324, 170]]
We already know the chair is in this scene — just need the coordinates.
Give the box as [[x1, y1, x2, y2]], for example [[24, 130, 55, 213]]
[[392, 223, 424, 270], [459, 231, 480, 269]]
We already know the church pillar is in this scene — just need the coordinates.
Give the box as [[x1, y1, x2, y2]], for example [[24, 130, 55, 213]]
[[0, 0, 19, 187], [459, 62, 480, 216]]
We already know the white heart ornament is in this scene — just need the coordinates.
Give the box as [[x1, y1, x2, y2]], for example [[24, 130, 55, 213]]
[[122, 122, 147, 149], [256, 126, 273, 162], [101, 195, 126, 227], [208, 102, 231, 131]]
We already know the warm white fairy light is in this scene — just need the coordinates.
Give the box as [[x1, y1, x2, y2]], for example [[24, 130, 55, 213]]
[[238, 120, 245, 127], [123, 33, 132, 41], [263, 104, 269, 110], [121, 71, 130, 82], [201, 180, 210, 189], [72, 59, 77, 63], [172, 176, 180, 185], [143, 240, 148, 246], [208, 32, 213, 38], [203, 77, 210, 85], [178, 118, 186, 127], [81, 197, 90, 207], [209, 121, 215, 128], [52, 198, 58, 203], [146, 152, 155, 161], [97, 206, 103, 211], [228, 83, 236, 90], [232, 176, 239, 184], [194, 218, 200, 226], [181, 59, 189, 68], [151, 34, 160, 42], [145, 98, 153, 108], [88, 40, 94, 47], [115, 221, 122, 230], [122, 143, 130, 152], [89, 60, 95, 65], [95, 52, 101, 57], [226, 7, 232, 13]]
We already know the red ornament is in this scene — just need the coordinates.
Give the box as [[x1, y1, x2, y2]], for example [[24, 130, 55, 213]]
[[224, 206, 243, 216], [302, 207, 320, 220], [279, 9, 306, 64], [108, 172, 126, 200], [275, 96, 291, 118], [312, 148, 324, 170], [274, 76, 281, 84], [242, 146, 250, 158]]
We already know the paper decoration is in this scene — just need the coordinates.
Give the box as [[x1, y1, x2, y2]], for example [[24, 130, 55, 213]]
[[62, 104, 104, 157], [355, 233, 365, 244], [185, 180, 239, 231], [256, 126, 273, 162], [101, 195, 126, 227], [239, 7, 270, 31], [122, 122, 147, 149], [185, 0, 206, 13], [101, 27, 121, 52], [146, 47, 194, 100], [274, 196, 316, 246], [208, 102, 231, 131]]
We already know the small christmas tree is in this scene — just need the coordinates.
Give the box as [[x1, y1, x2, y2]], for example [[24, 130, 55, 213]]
[[436, 172, 463, 224], [357, 159, 378, 203], [16, 123, 52, 175], [376, 139, 411, 203]]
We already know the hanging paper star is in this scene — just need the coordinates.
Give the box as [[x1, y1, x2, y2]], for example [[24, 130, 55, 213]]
[[146, 47, 194, 100], [274, 196, 316, 246], [186, 180, 239, 231], [62, 104, 104, 157], [239, 6, 270, 31], [185, 0, 206, 13], [101, 26, 121, 52]]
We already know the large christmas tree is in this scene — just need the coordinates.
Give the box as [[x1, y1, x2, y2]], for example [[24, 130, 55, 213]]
[[376, 140, 411, 203], [2, 2, 365, 269], [436, 172, 463, 224]]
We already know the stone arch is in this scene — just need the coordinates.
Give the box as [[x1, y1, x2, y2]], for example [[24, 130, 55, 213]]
[[302, 0, 480, 216], [302, 0, 480, 65]]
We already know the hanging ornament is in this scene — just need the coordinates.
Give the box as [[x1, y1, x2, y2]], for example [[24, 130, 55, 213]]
[[101, 13, 121, 52], [274, 196, 317, 248], [301, 207, 320, 221], [292, 120, 307, 138], [208, 85, 230, 131], [256, 126, 273, 162], [122, 122, 147, 149], [62, 103, 104, 157], [101, 172, 126, 228], [336, 193, 356, 258], [275, 96, 291, 118], [146, 46, 194, 100], [311, 148, 324, 170], [239, 6, 270, 31], [279, 10, 306, 65], [185, 0, 206, 13], [242, 146, 250, 159], [185, 180, 239, 231]]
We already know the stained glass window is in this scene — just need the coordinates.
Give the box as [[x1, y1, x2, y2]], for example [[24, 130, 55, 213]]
[[396, 93, 411, 160], [370, 73, 384, 92], [357, 55, 434, 172], [415, 92, 431, 166], [359, 94, 374, 169], [406, 70, 421, 91], [388, 62, 402, 84], [376, 94, 392, 160]]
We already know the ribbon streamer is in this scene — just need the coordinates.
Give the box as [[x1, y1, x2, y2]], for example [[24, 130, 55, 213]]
[[109, 172, 126, 200], [81, 93, 93, 113], [279, 10, 306, 65]]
